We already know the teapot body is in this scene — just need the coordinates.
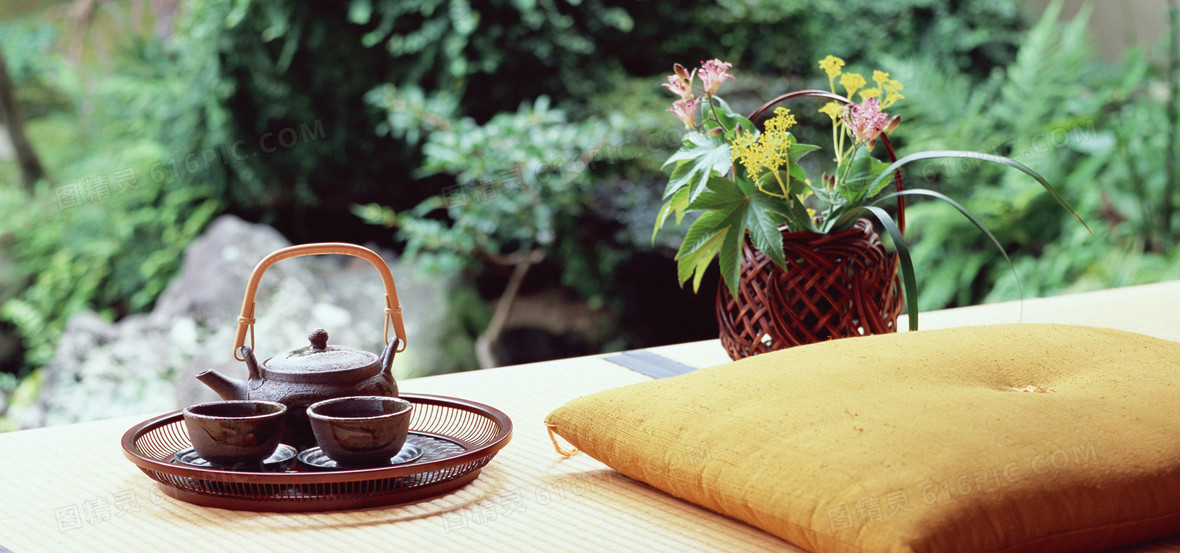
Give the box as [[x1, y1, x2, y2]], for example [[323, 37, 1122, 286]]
[[246, 371, 398, 449], [196, 331, 402, 450]]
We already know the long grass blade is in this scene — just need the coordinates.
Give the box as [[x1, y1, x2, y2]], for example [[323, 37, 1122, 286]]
[[875, 188, 1024, 316], [862, 205, 918, 330], [865, 150, 1091, 234]]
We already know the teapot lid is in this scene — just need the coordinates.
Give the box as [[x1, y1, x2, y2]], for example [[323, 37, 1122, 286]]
[[262, 329, 378, 377]]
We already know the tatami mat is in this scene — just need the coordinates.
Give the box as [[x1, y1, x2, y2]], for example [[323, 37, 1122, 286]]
[[3, 281, 1180, 552], [0, 355, 799, 552]]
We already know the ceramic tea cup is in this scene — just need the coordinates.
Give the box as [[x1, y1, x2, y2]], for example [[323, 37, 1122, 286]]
[[307, 396, 413, 467], [182, 400, 287, 467]]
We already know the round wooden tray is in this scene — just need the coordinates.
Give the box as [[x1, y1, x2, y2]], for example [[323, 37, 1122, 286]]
[[121, 393, 512, 512]]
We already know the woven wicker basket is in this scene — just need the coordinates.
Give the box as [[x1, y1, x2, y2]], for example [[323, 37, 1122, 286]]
[[715, 90, 905, 360], [716, 219, 903, 359]]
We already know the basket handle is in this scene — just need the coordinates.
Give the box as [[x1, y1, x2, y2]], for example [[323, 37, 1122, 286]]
[[232, 242, 407, 361], [747, 89, 906, 234]]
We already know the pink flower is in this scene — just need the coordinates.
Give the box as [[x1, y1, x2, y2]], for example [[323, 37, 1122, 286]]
[[668, 97, 701, 129], [662, 63, 695, 99], [698, 59, 735, 95], [842, 97, 890, 146]]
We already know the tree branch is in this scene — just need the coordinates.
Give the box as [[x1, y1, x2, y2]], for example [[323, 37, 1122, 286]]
[[474, 249, 545, 369], [0, 45, 50, 192]]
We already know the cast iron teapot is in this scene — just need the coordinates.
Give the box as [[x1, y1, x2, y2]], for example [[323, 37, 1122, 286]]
[[196, 243, 408, 449]]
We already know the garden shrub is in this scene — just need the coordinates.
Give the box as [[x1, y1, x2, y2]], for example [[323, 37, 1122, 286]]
[[888, 3, 1180, 309]]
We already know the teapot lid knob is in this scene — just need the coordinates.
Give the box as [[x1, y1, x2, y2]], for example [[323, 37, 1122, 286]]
[[309, 328, 329, 350]]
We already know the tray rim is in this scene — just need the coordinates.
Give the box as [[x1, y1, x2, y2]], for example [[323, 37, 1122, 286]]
[[155, 470, 484, 512], [120, 393, 513, 486]]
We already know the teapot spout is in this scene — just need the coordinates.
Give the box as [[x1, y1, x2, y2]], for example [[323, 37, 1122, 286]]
[[195, 369, 249, 400]]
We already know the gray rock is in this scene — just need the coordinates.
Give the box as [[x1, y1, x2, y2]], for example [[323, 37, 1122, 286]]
[[21, 215, 462, 428], [152, 215, 290, 323], [18, 312, 177, 427]]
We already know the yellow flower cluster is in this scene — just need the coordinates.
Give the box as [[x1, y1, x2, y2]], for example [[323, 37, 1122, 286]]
[[818, 101, 843, 122], [763, 107, 797, 132], [839, 73, 866, 99], [815, 56, 905, 108], [872, 70, 905, 108], [731, 107, 795, 181], [818, 55, 845, 86]]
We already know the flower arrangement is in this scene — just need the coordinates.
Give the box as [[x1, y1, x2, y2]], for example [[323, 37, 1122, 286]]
[[653, 56, 1088, 329]]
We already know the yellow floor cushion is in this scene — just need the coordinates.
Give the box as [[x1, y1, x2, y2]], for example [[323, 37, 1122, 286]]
[[545, 324, 1180, 553]]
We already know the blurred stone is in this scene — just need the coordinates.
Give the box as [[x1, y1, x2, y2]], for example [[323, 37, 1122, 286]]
[[18, 312, 176, 427], [22, 215, 459, 427]]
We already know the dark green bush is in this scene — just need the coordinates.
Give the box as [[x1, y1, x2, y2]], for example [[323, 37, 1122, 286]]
[[350, 0, 636, 120], [123, 1, 426, 233], [594, 0, 1025, 78]]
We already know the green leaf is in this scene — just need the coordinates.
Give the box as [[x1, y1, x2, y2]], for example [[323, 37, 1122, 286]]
[[822, 203, 863, 233], [784, 193, 819, 233], [744, 188, 788, 272], [811, 182, 837, 206], [755, 170, 819, 233], [662, 161, 693, 198], [662, 132, 732, 201], [837, 147, 892, 202], [652, 186, 691, 243], [676, 176, 788, 298], [788, 163, 807, 186], [789, 141, 822, 162], [716, 215, 745, 297], [687, 175, 748, 211], [704, 96, 756, 137], [675, 209, 736, 291], [676, 226, 727, 291], [681, 179, 749, 293]]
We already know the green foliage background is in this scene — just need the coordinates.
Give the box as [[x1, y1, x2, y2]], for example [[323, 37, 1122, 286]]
[[887, 3, 1180, 310], [0, 0, 1177, 405]]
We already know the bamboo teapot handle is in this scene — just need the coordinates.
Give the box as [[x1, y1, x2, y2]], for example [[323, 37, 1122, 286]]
[[232, 243, 407, 361]]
